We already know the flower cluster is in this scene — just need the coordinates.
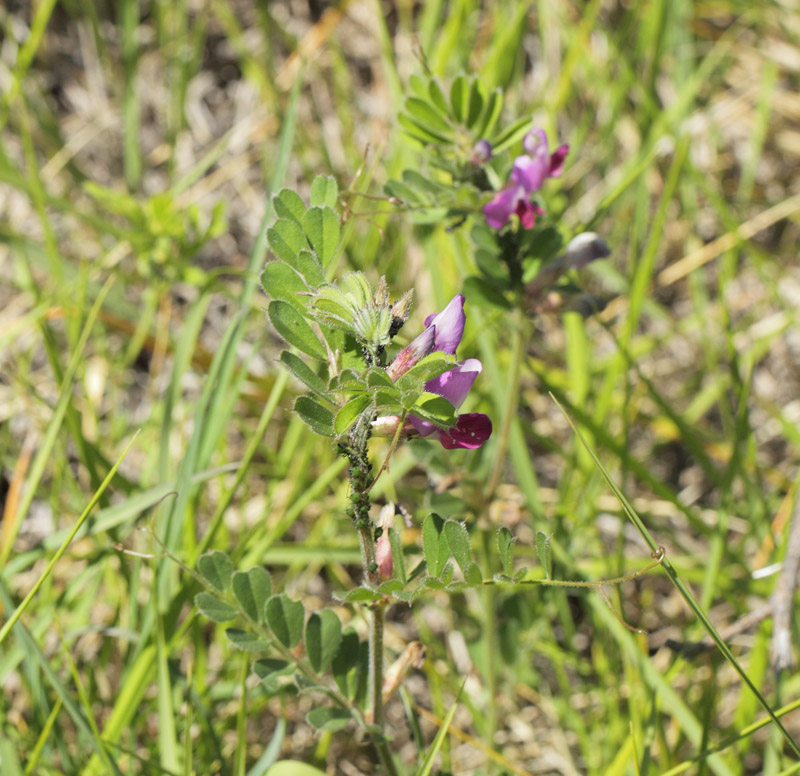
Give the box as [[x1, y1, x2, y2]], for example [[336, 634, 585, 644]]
[[375, 295, 492, 450], [483, 128, 568, 230]]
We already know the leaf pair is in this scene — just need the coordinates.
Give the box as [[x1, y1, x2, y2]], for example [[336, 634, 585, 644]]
[[194, 551, 353, 692], [195, 551, 274, 625], [422, 513, 482, 588]]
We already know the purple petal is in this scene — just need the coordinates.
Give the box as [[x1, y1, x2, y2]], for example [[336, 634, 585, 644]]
[[438, 413, 493, 449], [423, 294, 465, 355], [510, 154, 548, 193], [516, 199, 545, 230], [483, 185, 522, 229], [386, 326, 435, 381], [424, 358, 481, 409], [549, 144, 569, 177], [522, 128, 548, 156], [408, 413, 436, 438]]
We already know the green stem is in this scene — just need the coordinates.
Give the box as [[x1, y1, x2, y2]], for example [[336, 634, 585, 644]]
[[345, 413, 398, 776], [358, 523, 377, 581], [369, 604, 385, 726], [486, 306, 526, 501]]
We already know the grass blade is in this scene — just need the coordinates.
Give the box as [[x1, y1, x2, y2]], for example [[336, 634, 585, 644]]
[[0, 429, 139, 647], [553, 395, 800, 758]]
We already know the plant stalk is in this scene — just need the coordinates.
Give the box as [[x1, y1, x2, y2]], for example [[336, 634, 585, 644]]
[[346, 413, 399, 776], [486, 306, 526, 501]]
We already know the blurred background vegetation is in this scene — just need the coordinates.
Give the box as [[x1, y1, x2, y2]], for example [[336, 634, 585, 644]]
[[1, 0, 800, 774]]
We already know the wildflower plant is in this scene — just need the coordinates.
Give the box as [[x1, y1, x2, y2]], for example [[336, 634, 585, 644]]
[[191, 75, 619, 772], [390, 73, 609, 315], [191, 171, 504, 771]]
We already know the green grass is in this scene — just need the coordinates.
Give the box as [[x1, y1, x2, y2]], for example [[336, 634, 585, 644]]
[[1, 1, 800, 774]]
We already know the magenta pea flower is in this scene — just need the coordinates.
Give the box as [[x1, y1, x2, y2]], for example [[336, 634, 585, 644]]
[[377, 295, 492, 450], [408, 357, 492, 449], [483, 128, 569, 230]]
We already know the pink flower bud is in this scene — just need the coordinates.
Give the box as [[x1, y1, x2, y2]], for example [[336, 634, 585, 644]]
[[375, 503, 396, 579]]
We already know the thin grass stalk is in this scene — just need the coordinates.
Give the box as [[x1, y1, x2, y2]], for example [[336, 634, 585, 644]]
[[23, 697, 62, 776], [120, 0, 142, 188], [556, 397, 800, 759], [486, 305, 525, 501], [0, 583, 123, 774], [234, 656, 249, 776], [478, 527, 498, 745], [0, 438, 134, 647]]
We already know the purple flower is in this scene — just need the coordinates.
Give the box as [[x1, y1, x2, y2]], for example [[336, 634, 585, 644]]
[[408, 358, 492, 449], [483, 128, 569, 230], [379, 295, 492, 450], [385, 293, 465, 381]]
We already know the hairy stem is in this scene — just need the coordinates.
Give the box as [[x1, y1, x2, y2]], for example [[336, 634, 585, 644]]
[[344, 412, 398, 775], [370, 603, 386, 728]]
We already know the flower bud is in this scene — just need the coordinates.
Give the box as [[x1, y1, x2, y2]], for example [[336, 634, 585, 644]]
[[471, 139, 493, 164], [526, 232, 611, 300], [385, 326, 435, 381], [375, 503, 396, 580], [374, 276, 389, 307], [563, 232, 611, 270], [371, 415, 403, 438], [389, 289, 414, 337]]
